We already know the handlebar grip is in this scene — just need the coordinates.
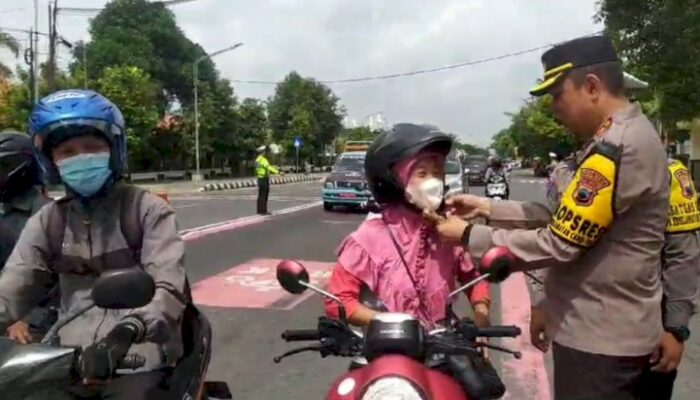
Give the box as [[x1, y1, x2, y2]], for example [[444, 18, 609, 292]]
[[476, 325, 521, 338], [281, 329, 320, 341], [446, 355, 505, 399], [118, 354, 146, 370]]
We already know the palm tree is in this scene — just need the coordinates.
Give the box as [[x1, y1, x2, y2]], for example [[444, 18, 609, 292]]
[[0, 30, 20, 79]]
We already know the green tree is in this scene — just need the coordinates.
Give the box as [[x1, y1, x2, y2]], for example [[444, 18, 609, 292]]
[[96, 65, 159, 170], [0, 31, 20, 79], [490, 96, 578, 159], [80, 0, 218, 107], [597, 0, 700, 124], [267, 72, 345, 164]]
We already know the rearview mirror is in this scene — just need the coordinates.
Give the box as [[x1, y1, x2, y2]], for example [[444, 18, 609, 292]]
[[92, 269, 156, 309], [276, 260, 309, 294], [480, 246, 516, 283]]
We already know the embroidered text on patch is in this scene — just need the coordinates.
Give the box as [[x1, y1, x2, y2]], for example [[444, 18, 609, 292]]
[[573, 168, 611, 207]]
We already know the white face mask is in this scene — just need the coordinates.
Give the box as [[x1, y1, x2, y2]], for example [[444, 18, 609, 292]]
[[406, 177, 444, 211]]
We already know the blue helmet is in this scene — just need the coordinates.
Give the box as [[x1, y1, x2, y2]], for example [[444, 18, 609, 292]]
[[28, 90, 127, 181]]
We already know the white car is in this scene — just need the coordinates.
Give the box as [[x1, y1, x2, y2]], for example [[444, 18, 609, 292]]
[[444, 152, 468, 197]]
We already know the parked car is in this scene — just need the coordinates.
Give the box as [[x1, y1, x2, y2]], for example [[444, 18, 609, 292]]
[[445, 151, 468, 197]]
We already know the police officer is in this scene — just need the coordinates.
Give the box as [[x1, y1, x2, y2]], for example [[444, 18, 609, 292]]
[[255, 145, 279, 215], [0, 130, 52, 343], [433, 35, 669, 399]]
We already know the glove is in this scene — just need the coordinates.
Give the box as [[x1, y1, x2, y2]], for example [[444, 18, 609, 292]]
[[80, 322, 139, 380]]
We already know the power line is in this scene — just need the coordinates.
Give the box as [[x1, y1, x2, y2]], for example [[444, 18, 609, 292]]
[[0, 7, 28, 14], [233, 30, 605, 85], [0, 25, 51, 37]]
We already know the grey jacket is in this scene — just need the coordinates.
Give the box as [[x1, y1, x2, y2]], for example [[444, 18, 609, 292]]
[[469, 104, 669, 356], [0, 184, 187, 371]]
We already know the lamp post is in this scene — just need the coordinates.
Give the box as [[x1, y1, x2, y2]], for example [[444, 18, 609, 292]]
[[192, 42, 244, 182]]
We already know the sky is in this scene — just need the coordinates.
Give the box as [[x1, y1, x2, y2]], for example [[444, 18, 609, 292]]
[[0, 0, 602, 147]]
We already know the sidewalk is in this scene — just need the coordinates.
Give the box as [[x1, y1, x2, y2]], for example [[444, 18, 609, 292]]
[[48, 173, 326, 198]]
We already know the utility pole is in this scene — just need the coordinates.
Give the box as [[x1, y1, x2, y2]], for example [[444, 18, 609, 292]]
[[33, 0, 39, 103], [47, 0, 58, 92], [23, 30, 36, 103]]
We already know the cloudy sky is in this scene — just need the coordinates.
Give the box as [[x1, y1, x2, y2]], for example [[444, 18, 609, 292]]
[[0, 0, 601, 146]]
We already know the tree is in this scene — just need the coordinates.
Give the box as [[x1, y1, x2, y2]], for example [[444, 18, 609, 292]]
[[490, 96, 578, 159], [80, 0, 218, 107], [235, 98, 268, 164], [596, 0, 700, 124], [267, 72, 345, 164], [96, 65, 159, 170], [0, 31, 20, 79]]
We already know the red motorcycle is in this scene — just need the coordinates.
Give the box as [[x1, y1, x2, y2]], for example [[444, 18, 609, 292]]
[[274, 247, 521, 400]]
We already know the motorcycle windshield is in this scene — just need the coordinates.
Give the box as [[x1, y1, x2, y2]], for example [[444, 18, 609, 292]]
[[0, 338, 76, 396]]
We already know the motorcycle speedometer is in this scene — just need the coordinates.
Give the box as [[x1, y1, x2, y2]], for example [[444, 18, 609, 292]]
[[364, 313, 423, 361], [361, 377, 426, 400]]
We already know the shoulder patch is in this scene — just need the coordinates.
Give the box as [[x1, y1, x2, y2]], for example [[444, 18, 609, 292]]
[[548, 144, 618, 247], [667, 161, 700, 233]]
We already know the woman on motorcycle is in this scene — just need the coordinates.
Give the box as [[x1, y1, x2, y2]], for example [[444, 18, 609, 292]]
[[324, 123, 490, 329]]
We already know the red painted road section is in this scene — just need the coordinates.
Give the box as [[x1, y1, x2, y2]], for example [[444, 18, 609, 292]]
[[500, 272, 552, 400], [191, 258, 334, 310]]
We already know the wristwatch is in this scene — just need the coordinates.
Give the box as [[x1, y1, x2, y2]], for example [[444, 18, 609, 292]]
[[665, 326, 690, 343]]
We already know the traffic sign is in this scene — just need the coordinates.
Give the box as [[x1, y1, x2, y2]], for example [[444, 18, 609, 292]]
[[293, 137, 302, 148]]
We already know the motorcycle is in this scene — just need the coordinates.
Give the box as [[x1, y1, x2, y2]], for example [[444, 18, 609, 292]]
[[0, 270, 232, 400], [273, 247, 522, 400], [485, 174, 508, 201]]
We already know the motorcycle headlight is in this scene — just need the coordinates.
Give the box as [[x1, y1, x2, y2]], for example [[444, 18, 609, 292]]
[[324, 180, 335, 188], [361, 377, 425, 400]]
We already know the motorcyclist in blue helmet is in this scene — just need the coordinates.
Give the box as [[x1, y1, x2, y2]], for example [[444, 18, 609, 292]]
[[0, 90, 187, 399]]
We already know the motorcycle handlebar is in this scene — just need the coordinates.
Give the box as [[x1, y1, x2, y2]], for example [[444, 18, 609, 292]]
[[281, 329, 320, 342], [475, 325, 521, 338]]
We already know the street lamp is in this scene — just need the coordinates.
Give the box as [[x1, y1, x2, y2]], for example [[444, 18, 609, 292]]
[[192, 42, 243, 182]]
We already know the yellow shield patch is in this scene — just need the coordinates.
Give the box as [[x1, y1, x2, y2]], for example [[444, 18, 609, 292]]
[[666, 160, 700, 233], [549, 146, 617, 247]]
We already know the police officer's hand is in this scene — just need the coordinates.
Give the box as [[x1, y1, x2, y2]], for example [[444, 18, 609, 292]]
[[80, 323, 138, 382], [530, 307, 550, 353], [432, 214, 470, 243], [445, 195, 491, 220], [650, 332, 684, 372], [6, 320, 33, 344]]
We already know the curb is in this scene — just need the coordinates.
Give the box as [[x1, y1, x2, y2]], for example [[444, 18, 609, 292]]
[[199, 173, 327, 192]]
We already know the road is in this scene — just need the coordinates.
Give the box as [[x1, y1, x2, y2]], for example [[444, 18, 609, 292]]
[[175, 172, 699, 399]]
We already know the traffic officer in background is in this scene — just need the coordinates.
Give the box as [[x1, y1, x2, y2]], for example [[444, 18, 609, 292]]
[[255, 145, 279, 215], [432, 35, 670, 399], [0, 130, 52, 343]]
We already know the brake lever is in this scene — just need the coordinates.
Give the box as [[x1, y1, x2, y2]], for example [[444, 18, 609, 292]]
[[273, 345, 324, 363], [474, 342, 522, 359]]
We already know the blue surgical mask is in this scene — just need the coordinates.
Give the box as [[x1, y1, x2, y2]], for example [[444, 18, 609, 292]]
[[56, 152, 113, 197]]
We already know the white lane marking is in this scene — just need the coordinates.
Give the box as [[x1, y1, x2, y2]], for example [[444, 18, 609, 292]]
[[179, 201, 323, 241]]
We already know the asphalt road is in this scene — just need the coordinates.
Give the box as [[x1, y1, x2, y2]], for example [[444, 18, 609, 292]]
[[177, 171, 699, 399]]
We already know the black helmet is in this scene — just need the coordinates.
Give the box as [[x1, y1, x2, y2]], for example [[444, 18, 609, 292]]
[[365, 123, 452, 205], [490, 156, 502, 168], [0, 130, 41, 202]]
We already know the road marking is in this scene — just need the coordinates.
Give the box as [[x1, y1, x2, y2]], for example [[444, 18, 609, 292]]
[[174, 195, 319, 202], [179, 201, 322, 241], [191, 258, 334, 309], [500, 272, 552, 400]]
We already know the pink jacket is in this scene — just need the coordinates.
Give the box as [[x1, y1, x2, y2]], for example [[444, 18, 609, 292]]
[[326, 204, 489, 328]]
